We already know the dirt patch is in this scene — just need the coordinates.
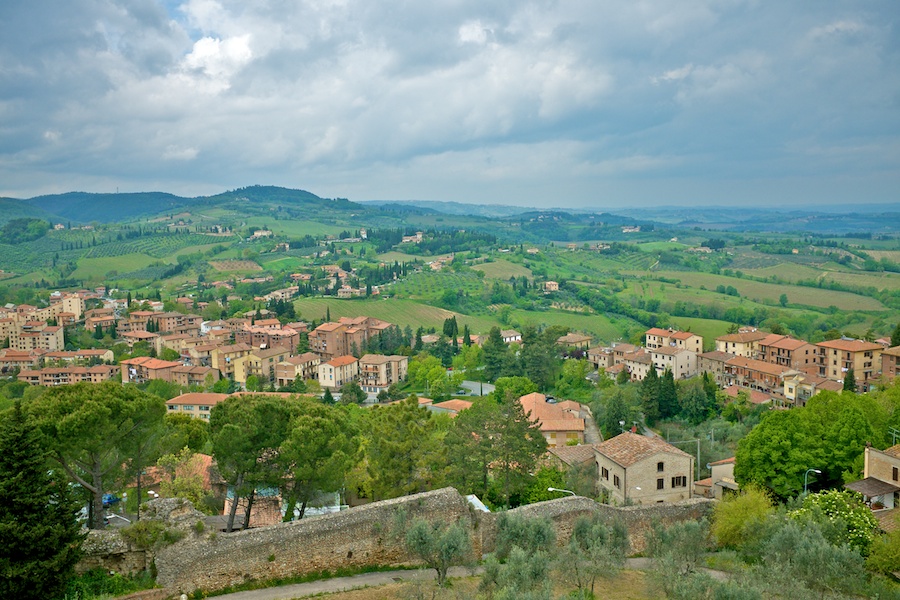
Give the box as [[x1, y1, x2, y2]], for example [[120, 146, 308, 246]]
[[209, 260, 263, 271]]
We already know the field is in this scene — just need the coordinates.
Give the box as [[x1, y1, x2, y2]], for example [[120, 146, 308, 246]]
[[634, 270, 886, 311], [72, 254, 160, 279], [664, 316, 733, 351], [391, 272, 486, 301], [293, 297, 499, 332], [260, 256, 310, 272], [508, 308, 627, 341], [209, 260, 264, 272], [472, 259, 533, 280], [244, 217, 346, 237], [377, 251, 423, 263], [866, 250, 900, 262]]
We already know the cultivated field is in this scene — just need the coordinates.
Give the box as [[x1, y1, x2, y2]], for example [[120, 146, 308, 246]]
[[293, 297, 499, 332], [634, 270, 886, 311], [472, 259, 533, 280], [209, 260, 264, 272]]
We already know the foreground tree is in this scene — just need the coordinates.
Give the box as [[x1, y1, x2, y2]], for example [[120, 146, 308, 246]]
[[405, 519, 471, 587], [277, 402, 358, 520], [0, 402, 84, 599], [28, 382, 166, 529]]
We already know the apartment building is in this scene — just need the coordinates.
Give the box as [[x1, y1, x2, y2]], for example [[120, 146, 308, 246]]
[[120, 357, 182, 383], [234, 326, 299, 351], [232, 347, 291, 387], [715, 330, 769, 357], [645, 328, 703, 354], [816, 338, 883, 391], [723, 356, 792, 394], [18, 365, 119, 386], [882, 346, 900, 381], [166, 392, 228, 420], [757, 334, 818, 374], [275, 352, 321, 388], [358, 354, 408, 392], [651, 347, 698, 379], [317, 355, 359, 390], [698, 350, 735, 387], [9, 322, 64, 351], [172, 365, 220, 388]]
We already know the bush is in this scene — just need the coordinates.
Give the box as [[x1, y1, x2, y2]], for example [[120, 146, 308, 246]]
[[119, 520, 185, 550], [712, 485, 774, 549]]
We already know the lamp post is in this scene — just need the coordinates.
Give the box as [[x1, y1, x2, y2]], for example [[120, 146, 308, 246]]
[[548, 487, 577, 497], [803, 468, 821, 495]]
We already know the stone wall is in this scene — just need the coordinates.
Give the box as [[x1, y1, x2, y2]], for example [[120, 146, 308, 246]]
[[487, 495, 714, 554], [83, 488, 714, 596], [154, 487, 476, 594]]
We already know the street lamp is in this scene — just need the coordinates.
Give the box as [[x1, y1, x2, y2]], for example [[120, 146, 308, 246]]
[[548, 487, 577, 497], [804, 468, 821, 495]]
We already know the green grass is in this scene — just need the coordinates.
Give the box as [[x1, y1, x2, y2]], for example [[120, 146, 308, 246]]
[[665, 316, 733, 351], [637, 241, 687, 252], [293, 297, 499, 333], [508, 308, 625, 341], [72, 254, 161, 279], [259, 256, 310, 272], [473, 259, 533, 280], [632, 270, 886, 311], [741, 263, 824, 282], [376, 251, 423, 263], [243, 218, 345, 237], [821, 270, 900, 291]]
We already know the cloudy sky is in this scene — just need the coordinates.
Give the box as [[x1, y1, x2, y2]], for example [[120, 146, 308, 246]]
[[1, 1, 898, 208]]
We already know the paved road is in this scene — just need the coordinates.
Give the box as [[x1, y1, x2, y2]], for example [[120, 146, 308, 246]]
[[580, 404, 603, 444], [210, 566, 478, 600], [459, 380, 495, 396], [209, 558, 727, 599]]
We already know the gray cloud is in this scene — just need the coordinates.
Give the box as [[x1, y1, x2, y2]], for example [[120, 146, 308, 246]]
[[0, 0, 897, 207]]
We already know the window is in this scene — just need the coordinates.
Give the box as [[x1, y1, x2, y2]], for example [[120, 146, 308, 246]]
[[671, 476, 687, 488], [601, 467, 609, 480], [657, 478, 664, 490], [614, 475, 620, 489], [657, 461, 664, 472], [182, 405, 194, 411], [893, 467, 898, 482], [199, 405, 210, 411]]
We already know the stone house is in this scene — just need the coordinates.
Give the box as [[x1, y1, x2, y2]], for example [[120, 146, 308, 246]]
[[595, 432, 694, 505], [519, 392, 585, 448], [650, 347, 697, 379]]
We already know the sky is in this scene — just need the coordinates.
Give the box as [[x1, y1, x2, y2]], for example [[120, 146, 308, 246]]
[[0, 1, 898, 208]]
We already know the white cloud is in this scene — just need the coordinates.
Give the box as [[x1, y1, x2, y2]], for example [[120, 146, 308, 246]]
[[162, 145, 199, 161]]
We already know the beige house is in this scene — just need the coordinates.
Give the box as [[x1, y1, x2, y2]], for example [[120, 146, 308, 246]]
[[651, 347, 697, 379], [844, 445, 900, 509], [358, 354, 408, 393], [172, 365, 220, 388], [816, 338, 883, 391], [519, 392, 585, 448], [166, 392, 229, 420], [882, 346, 900, 381], [782, 372, 843, 407], [232, 347, 291, 387], [757, 335, 819, 374], [318, 355, 360, 389], [698, 350, 735, 387], [557, 333, 592, 350], [645, 328, 703, 354], [595, 432, 694, 505], [211, 343, 254, 379], [275, 352, 321, 388], [587, 346, 614, 370], [715, 330, 769, 358], [623, 350, 653, 382], [121, 357, 181, 384], [694, 457, 737, 500], [18, 365, 119, 386]]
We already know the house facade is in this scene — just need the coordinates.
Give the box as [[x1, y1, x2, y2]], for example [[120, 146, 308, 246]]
[[594, 432, 694, 505], [317, 355, 360, 389]]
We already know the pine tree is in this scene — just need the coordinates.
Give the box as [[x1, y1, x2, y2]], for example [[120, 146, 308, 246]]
[[0, 402, 84, 599], [892, 323, 900, 348]]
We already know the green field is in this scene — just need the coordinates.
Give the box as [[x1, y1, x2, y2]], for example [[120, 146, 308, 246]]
[[293, 297, 499, 333], [633, 270, 886, 311], [244, 218, 345, 237], [508, 309, 626, 342], [377, 251, 423, 263], [741, 263, 824, 282], [473, 259, 533, 280], [260, 256, 310, 272], [822, 270, 900, 291], [665, 316, 733, 351], [72, 254, 160, 279]]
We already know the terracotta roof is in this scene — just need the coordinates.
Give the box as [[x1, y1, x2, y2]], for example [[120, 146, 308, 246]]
[[121, 357, 181, 369], [883, 346, 900, 357], [695, 477, 713, 487], [768, 337, 811, 350], [431, 399, 472, 413], [723, 385, 774, 405], [548, 444, 597, 466], [612, 343, 637, 353], [645, 327, 671, 336], [817, 338, 883, 352], [327, 355, 358, 367], [170, 392, 228, 406], [670, 331, 698, 340], [716, 331, 769, 343], [359, 353, 391, 364], [624, 351, 652, 364], [725, 356, 792, 377], [595, 432, 692, 467], [757, 333, 788, 347], [285, 352, 319, 365], [875, 508, 900, 533], [709, 457, 736, 466], [699, 351, 736, 362], [519, 393, 585, 433], [315, 322, 344, 332], [652, 346, 692, 356]]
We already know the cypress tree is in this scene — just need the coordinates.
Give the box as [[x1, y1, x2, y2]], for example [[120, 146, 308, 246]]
[[658, 369, 678, 420], [843, 368, 857, 392], [0, 402, 84, 599], [641, 367, 660, 423]]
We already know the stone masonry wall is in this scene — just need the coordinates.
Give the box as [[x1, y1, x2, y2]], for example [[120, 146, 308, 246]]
[[86, 488, 713, 595], [154, 487, 476, 594]]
